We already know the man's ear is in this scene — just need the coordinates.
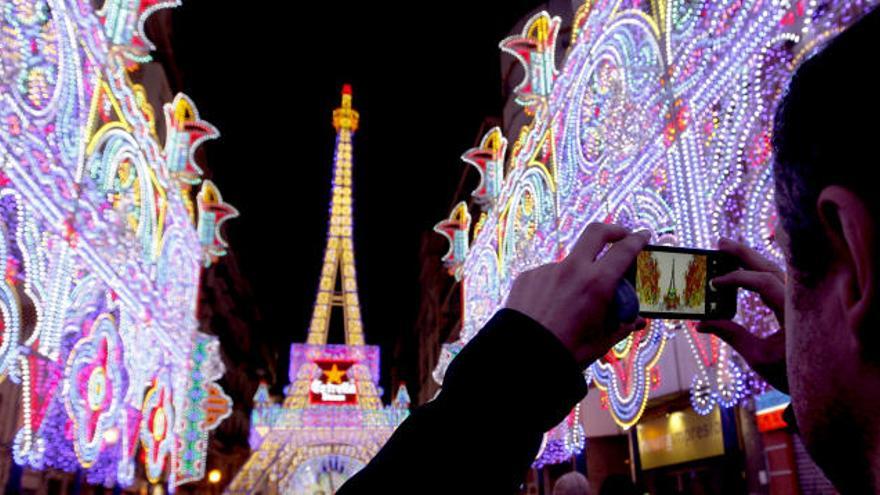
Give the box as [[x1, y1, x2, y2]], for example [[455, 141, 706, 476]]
[[817, 186, 876, 343]]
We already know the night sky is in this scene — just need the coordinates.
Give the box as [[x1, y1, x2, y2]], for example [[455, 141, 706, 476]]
[[169, 1, 545, 399]]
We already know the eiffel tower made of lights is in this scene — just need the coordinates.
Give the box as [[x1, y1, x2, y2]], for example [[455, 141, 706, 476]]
[[308, 84, 365, 347], [226, 86, 410, 495]]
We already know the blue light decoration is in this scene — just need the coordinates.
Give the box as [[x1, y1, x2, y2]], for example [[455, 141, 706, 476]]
[[434, 202, 471, 281], [432, 0, 880, 468], [64, 314, 127, 468], [463, 127, 507, 210], [1, 0, 235, 489]]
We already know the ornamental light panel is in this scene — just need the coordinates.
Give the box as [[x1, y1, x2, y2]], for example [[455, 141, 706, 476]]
[[1, 0, 234, 489], [433, 0, 879, 464], [225, 86, 410, 495]]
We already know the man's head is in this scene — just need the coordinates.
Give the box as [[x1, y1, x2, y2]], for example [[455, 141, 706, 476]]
[[773, 6, 880, 491], [552, 471, 590, 495]]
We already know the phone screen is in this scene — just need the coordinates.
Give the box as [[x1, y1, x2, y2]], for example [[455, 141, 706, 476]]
[[629, 246, 737, 320]]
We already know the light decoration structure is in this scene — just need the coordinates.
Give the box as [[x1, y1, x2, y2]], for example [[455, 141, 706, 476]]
[[433, 0, 878, 449], [225, 86, 409, 495], [0, 0, 234, 489], [434, 202, 471, 281], [533, 403, 585, 469]]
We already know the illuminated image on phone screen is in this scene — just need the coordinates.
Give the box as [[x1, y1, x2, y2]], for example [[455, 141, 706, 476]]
[[635, 250, 708, 315]]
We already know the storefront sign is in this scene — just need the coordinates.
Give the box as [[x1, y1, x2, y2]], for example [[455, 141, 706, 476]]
[[755, 390, 791, 432], [636, 408, 724, 470]]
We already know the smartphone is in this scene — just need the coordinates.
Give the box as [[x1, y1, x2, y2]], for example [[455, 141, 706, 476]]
[[625, 245, 738, 320]]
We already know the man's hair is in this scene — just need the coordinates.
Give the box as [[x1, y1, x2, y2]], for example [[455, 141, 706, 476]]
[[773, 6, 880, 286], [552, 471, 590, 495]]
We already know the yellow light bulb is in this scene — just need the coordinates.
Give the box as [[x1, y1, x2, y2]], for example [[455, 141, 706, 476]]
[[208, 469, 222, 484]]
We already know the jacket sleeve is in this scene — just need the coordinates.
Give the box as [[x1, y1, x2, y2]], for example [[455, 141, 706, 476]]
[[337, 308, 589, 494]]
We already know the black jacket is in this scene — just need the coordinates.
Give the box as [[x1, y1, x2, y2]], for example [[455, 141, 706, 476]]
[[338, 309, 588, 494]]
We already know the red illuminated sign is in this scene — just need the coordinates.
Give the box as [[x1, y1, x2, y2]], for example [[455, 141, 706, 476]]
[[756, 408, 788, 432], [309, 361, 357, 405]]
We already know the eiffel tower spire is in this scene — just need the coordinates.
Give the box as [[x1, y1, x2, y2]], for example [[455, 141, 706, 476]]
[[306, 85, 365, 346]]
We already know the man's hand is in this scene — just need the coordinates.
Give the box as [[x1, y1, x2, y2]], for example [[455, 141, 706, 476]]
[[697, 239, 789, 393], [505, 223, 650, 367]]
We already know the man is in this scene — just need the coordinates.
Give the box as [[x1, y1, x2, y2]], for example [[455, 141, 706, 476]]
[[553, 472, 590, 495], [700, 6, 880, 492], [340, 6, 880, 494], [339, 222, 650, 494]]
